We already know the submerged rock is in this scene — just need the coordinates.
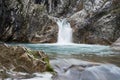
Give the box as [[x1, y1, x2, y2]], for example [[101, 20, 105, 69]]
[[51, 59, 120, 80], [0, 44, 53, 74]]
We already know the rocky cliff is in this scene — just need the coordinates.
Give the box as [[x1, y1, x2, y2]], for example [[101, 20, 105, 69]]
[[0, 0, 120, 44], [70, 0, 120, 45], [0, 0, 57, 43]]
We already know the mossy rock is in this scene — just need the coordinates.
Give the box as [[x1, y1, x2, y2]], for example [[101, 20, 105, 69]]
[[26, 48, 54, 72], [0, 44, 54, 73]]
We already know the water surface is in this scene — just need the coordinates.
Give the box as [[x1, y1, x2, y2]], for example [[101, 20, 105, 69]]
[[9, 43, 113, 54]]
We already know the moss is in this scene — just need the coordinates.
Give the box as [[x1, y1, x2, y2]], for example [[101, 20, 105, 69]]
[[26, 49, 34, 55], [25, 49, 38, 61], [43, 57, 54, 72], [46, 63, 54, 72], [26, 50, 41, 59], [26, 49, 54, 72]]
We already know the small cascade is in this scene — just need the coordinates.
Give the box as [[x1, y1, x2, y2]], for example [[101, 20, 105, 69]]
[[56, 18, 73, 44]]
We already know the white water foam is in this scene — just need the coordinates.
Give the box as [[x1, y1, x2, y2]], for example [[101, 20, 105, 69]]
[[22, 72, 52, 80]]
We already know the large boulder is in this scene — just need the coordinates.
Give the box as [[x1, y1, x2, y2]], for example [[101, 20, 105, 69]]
[[0, 43, 53, 73], [51, 59, 120, 80]]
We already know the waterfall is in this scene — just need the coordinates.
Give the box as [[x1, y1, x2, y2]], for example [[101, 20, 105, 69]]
[[56, 19, 73, 44]]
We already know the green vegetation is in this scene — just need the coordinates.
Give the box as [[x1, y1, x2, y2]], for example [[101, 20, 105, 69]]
[[26, 49, 54, 72], [43, 57, 54, 72]]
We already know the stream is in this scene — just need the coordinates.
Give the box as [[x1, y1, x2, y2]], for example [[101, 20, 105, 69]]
[[6, 43, 120, 80]]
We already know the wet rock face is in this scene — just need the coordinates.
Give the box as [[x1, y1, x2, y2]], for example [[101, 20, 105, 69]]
[[0, 0, 34, 42], [29, 14, 58, 43], [69, 0, 120, 45], [0, 0, 57, 43], [0, 44, 50, 73]]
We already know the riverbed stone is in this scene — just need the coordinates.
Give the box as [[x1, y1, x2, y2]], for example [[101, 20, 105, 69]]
[[111, 38, 120, 51], [51, 59, 120, 80], [51, 59, 100, 80], [0, 43, 52, 73]]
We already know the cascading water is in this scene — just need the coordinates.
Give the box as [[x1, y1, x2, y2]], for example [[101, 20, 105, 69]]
[[56, 18, 73, 44], [79, 64, 120, 80]]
